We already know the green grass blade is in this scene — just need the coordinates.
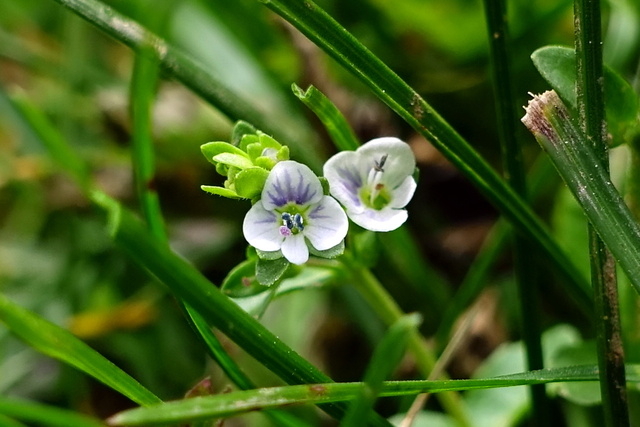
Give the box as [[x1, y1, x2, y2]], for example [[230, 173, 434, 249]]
[[481, 0, 547, 421], [90, 191, 393, 427], [522, 91, 640, 296], [258, 0, 592, 315], [47, 0, 323, 171], [574, 0, 629, 423], [292, 83, 360, 151], [0, 398, 104, 427], [0, 294, 162, 407], [107, 364, 640, 426]]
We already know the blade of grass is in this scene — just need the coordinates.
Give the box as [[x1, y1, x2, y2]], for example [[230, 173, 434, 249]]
[[90, 191, 393, 427], [47, 0, 323, 171], [0, 294, 162, 407], [522, 92, 640, 300], [340, 314, 420, 427], [481, 0, 547, 422], [574, 0, 630, 423], [0, 398, 104, 427], [107, 364, 640, 426], [257, 0, 592, 316]]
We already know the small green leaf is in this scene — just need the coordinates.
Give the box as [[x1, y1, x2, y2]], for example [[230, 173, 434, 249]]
[[309, 240, 345, 259], [256, 257, 291, 286], [234, 167, 269, 199], [231, 121, 257, 147], [292, 83, 360, 151], [201, 141, 249, 165], [531, 46, 639, 146], [212, 153, 254, 170], [200, 185, 243, 199], [221, 259, 269, 298]]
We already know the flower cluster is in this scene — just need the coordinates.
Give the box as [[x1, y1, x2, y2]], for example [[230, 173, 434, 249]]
[[202, 129, 417, 267]]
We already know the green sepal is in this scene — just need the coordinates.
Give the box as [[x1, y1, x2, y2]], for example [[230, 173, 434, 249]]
[[200, 185, 244, 199], [308, 240, 345, 259], [256, 248, 284, 260], [201, 141, 249, 165], [256, 257, 291, 286], [531, 46, 639, 147], [212, 153, 254, 170], [231, 121, 258, 147], [258, 132, 282, 149], [235, 168, 270, 199], [221, 259, 270, 298], [319, 177, 330, 196], [239, 134, 260, 152]]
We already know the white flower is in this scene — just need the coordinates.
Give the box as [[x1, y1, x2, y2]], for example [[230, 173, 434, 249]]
[[243, 161, 348, 265], [323, 137, 417, 232]]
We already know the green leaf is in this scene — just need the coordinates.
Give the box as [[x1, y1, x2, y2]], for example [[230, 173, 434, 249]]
[[0, 398, 104, 427], [309, 240, 345, 259], [212, 153, 254, 170], [292, 83, 360, 151], [255, 248, 284, 260], [234, 167, 269, 199], [531, 45, 639, 147], [548, 340, 601, 405], [256, 257, 291, 286], [200, 185, 243, 199], [107, 364, 640, 426], [0, 294, 161, 407], [201, 141, 250, 165], [221, 259, 269, 298]]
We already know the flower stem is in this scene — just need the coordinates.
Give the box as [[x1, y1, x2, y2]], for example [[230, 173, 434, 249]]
[[574, 0, 629, 424], [342, 254, 469, 427]]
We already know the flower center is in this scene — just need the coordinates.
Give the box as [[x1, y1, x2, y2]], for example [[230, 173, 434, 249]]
[[279, 211, 305, 236], [361, 155, 391, 210]]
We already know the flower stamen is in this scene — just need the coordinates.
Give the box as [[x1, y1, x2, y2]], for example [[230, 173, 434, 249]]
[[281, 212, 305, 235]]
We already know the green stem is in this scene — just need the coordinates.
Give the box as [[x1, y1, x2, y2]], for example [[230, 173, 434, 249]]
[[342, 254, 469, 427], [481, 0, 547, 422], [574, 0, 629, 424]]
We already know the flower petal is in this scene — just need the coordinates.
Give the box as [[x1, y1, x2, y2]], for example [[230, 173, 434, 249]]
[[358, 137, 416, 188], [323, 151, 367, 214], [261, 161, 323, 210], [304, 196, 349, 250], [242, 203, 283, 251], [349, 207, 408, 232], [390, 176, 417, 209], [281, 234, 309, 265]]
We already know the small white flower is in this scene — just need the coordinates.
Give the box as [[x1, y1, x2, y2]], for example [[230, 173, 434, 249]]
[[323, 137, 417, 232], [243, 161, 348, 265]]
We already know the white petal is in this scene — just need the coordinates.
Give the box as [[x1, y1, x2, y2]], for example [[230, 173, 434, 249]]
[[304, 196, 349, 250], [349, 207, 408, 232], [323, 151, 367, 214], [358, 137, 416, 188], [281, 234, 309, 265], [390, 176, 417, 209], [261, 161, 323, 210], [242, 202, 283, 251]]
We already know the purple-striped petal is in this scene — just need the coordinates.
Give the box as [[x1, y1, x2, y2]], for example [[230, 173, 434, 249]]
[[262, 161, 322, 210], [242, 202, 283, 251], [305, 196, 349, 250]]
